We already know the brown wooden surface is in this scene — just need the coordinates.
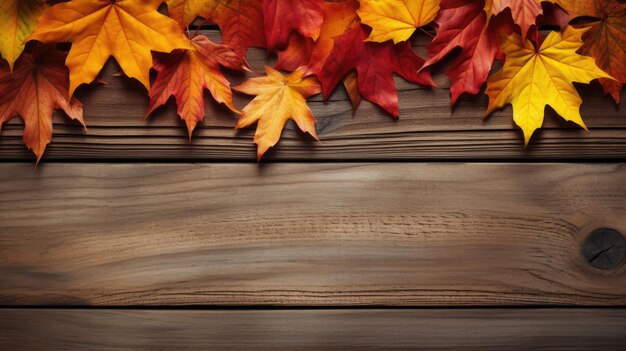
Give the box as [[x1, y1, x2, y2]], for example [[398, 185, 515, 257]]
[[1, 163, 624, 306], [0, 30, 623, 162], [2, 309, 626, 350], [2, 29, 625, 349]]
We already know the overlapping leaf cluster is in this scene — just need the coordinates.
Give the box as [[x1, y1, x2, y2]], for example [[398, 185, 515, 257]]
[[0, 0, 623, 161]]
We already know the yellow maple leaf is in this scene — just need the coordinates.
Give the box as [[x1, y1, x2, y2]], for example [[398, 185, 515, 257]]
[[485, 26, 613, 145], [28, 0, 191, 96], [234, 66, 321, 159], [0, 0, 47, 71], [357, 0, 440, 43]]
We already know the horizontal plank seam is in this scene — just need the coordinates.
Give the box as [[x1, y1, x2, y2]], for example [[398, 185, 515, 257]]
[[2, 305, 626, 311], [2, 158, 626, 164]]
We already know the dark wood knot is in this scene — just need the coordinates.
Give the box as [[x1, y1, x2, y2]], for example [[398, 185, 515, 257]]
[[582, 228, 625, 270]]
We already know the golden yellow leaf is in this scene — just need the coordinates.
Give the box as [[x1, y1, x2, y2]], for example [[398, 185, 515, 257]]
[[357, 0, 440, 43], [234, 66, 321, 159], [485, 26, 612, 145], [29, 0, 191, 96], [0, 0, 47, 71]]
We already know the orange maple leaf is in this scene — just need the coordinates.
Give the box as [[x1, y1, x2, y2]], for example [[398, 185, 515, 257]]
[[234, 66, 321, 159], [0, 45, 84, 162], [148, 35, 245, 137], [567, 0, 625, 103], [486, 0, 564, 39], [28, 0, 191, 96], [165, 0, 266, 56]]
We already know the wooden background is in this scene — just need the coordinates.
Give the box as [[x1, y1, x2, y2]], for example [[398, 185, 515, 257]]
[[1, 29, 625, 349]]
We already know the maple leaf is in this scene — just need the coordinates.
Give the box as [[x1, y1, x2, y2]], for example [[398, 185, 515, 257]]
[[165, 0, 265, 56], [320, 25, 434, 117], [148, 35, 244, 137], [568, 0, 625, 103], [423, 0, 512, 104], [275, 33, 314, 72], [0, 44, 83, 162], [263, 0, 324, 51], [485, 0, 569, 39], [552, 0, 596, 19], [28, 0, 191, 96], [233, 66, 321, 159], [0, 0, 48, 71], [485, 26, 613, 144], [357, 0, 440, 43], [276, 0, 360, 73], [276, 0, 362, 111], [485, 0, 543, 39]]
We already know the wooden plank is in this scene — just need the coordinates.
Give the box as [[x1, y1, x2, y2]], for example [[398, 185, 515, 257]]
[[1, 309, 626, 350], [0, 30, 623, 161], [1, 163, 625, 306]]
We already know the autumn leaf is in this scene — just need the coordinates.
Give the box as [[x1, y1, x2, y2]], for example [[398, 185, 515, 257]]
[[552, 0, 596, 19], [320, 25, 434, 117], [234, 66, 321, 159], [567, 0, 625, 103], [423, 0, 512, 104], [263, 0, 324, 50], [485, 26, 612, 144], [276, 0, 359, 74], [275, 0, 362, 110], [28, 0, 191, 96], [0, 44, 83, 162], [148, 35, 244, 137], [164, 0, 209, 26], [165, 0, 265, 56], [357, 0, 440, 43], [0, 0, 47, 71], [275, 33, 314, 72], [343, 71, 362, 113]]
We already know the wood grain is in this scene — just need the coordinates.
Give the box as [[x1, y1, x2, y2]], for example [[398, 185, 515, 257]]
[[1, 163, 625, 306], [2, 309, 626, 350], [0, 30, 623, 162]]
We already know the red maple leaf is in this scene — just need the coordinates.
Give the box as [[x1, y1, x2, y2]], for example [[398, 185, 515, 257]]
[[319, 25, 434, 117], [262, 0, 324, 51], [423, 0, 513, 104]]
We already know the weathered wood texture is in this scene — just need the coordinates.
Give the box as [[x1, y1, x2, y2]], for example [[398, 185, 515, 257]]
[[2, 309, 626, 350], [1, 163, 624, 306], [0, 31, 623, 161]]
